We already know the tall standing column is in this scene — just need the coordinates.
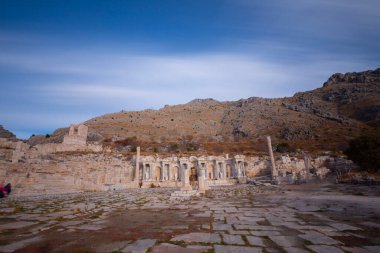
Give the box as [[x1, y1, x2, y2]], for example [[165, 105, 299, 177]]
[[181, 163, 192, 190], [160, 162, 164, 181], [267, 136, 278, 179], [142, 164, 146, 181], [149, 163, 153, 181], [222, 163, 226, 179], [135, 147, 140, 181], [198, 168, 209, 194], [178, 162, 181, 181], [304, 155, 310, 181]]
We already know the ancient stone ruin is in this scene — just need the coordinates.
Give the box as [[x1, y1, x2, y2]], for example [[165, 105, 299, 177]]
[[62, 124, 88, 146], [0, 125, 355, 196]]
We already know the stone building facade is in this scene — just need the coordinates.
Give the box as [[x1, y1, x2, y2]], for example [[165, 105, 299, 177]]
[[136, 154, 247, 188]]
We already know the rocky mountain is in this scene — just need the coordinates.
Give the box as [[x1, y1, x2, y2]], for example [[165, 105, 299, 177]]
[[23, 68, 380, 153], [0, 125, 18, 141]]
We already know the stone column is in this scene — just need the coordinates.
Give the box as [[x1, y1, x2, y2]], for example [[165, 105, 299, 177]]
[[267, 136, 278, 179], [240, 162, 245, 177], [149, 163, 153, 181], [178, 162, 182, 181], [238, 162, 242, 177], [198, 168, 209, 194], [142, 164, 146, 181], [181, 163, 192, 190], [168, 164, 171, 180], [160, 162, 164, 181], [222, 163, 226, 179], [135, 147, 140, 181], [304, 155, 310, 181]]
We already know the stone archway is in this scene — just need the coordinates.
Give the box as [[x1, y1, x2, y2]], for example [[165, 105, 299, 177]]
[[212, 164, 218, 179], [171, 166, 180, 180], [226, 164, 232, 178], [145, 164, 151, 180], [155, 166, 161, 181], [207, 164, 214, 179], [163, 164, 169, 181], [190, 167, 198, 182]]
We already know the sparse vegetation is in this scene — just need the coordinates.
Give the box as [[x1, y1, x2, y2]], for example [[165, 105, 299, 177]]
[[169, 143, 179, 152], [344, 135, 380, 172], [276, 142, 294, 153]]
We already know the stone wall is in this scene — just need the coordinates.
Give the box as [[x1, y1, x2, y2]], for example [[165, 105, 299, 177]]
[[1, 152, 135, 196], [0, 136, 356, 196], [63, 124, 88, 146]]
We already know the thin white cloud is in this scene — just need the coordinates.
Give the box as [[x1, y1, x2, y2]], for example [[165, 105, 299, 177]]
[[1, 49, 376, 104]]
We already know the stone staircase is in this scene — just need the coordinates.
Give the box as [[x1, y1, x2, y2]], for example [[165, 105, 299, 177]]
[[170, 190, 199, 201]]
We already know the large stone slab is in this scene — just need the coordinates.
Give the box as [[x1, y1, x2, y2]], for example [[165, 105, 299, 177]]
[[250, 231, 281, 236], [76, 224, 104, 231], [222, 234, 245, 245], [0, 236, 41, 253], [306, 245, 345, 253], [235, 225, 280, 231], [299, 231, 341, 245], [268, 236, 302, 248], [213, 223, 232, 231], [121, 239, 157, 253], [95, 240, 131, 253], [151, 243, 203, 253], [328, 223, 362, 231], [283, 247, 310, 253], [171, 232, 221, 244], [0, 221, 36, 230], [246, 236, 265, 247], [214, 245, 262, 253]]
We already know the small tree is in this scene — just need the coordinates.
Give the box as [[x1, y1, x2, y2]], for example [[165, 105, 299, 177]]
[[344, 135, 380, 172]]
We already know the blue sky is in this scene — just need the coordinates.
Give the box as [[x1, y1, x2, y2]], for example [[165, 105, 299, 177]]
[[1, 0, 379, 139]]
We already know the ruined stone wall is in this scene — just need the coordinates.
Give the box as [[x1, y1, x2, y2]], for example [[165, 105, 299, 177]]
[[0, 137, 134, 196], [62, 124, 88, 146], [1, 152, 135, 196], [0, 136, 356, 196], [245, 157, 271, 177]]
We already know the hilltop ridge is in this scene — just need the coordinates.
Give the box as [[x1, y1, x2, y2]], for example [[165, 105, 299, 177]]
[[3, 68, 379, 153]]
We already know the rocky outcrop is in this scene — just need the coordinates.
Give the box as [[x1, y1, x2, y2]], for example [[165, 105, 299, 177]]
[[323, 68, 380, 86], [280, 127, 315, 141], [0, 125, 18, 141]]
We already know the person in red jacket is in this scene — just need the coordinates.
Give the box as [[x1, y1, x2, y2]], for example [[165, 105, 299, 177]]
[[0, 183, 11, 198]]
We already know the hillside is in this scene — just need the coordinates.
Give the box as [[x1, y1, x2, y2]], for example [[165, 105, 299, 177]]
[[26, 68, 380, 154]]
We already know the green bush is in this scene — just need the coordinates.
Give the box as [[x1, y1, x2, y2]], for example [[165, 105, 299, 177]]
[[169, 143, 179, 152], [187, 143, 199, 151], [344, 135, 380, 172], [276, 142, 291, 153]]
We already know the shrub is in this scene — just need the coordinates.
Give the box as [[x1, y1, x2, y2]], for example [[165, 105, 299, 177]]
[[345, 135, 380, 172], [186, 143, 199, 151], [276, 142, 291, 153], [169, 143, 179, 152]]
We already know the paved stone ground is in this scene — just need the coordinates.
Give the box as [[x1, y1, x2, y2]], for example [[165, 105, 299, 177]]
[[0, 182, 379, 253]]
